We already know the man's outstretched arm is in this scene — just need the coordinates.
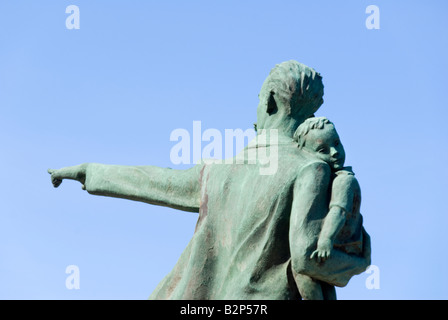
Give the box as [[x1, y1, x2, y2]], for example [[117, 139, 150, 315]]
[[48, 163, 202, 213]]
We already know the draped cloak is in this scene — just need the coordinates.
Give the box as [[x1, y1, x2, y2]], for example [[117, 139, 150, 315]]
[[84, 137, 371, 299]]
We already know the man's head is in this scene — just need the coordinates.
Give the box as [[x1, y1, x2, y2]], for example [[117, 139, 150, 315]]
[[293, 117, 345, 171], [256, 61, 324, 137]]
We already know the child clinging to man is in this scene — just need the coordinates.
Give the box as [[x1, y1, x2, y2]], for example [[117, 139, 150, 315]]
[[293, 117, 364, 300]]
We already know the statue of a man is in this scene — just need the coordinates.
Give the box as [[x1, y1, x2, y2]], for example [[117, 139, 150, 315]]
[[48, 61, 371, 300]]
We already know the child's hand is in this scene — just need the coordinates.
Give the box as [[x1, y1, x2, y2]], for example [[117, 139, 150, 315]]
[[310, 238, 333, 263]]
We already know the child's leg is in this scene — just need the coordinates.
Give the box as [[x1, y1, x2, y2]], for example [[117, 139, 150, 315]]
[[294, 273, 324, 300]]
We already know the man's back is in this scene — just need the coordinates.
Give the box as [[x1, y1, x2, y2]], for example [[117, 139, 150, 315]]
[[150, 140, 312, 299]]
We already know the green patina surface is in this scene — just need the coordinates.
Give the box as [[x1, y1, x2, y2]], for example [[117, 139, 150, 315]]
[[48, 61, 371, 300]]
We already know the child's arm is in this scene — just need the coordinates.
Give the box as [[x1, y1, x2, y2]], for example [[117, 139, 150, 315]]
[[311, 172, 357, 262], [289, 163, 370, 287], [310, 205, 346, 262]]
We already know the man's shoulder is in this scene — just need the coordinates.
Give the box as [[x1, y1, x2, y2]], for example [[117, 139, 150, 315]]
[[289, 158, 331, 182], [299, 159, 331, 173]]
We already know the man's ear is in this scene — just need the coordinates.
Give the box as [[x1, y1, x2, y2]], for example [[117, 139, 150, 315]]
[[266, 91, 278, 115]]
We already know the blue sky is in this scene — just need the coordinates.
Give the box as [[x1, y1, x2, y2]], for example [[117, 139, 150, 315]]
[[1, 1, 447, 299]]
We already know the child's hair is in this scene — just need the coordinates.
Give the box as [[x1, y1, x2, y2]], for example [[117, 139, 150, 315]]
[[293, 117, 333, 148]]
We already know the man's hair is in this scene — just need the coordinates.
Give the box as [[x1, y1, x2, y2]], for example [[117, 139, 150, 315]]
[[257, 61, 324, 129], [293, 116, 333, 148]]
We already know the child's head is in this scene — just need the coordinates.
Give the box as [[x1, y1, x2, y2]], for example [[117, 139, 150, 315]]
[[293, 117, 345, 170]]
